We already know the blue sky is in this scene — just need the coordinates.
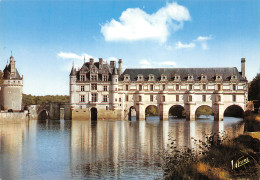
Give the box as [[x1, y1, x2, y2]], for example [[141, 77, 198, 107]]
[[0, 0, 259, 95]]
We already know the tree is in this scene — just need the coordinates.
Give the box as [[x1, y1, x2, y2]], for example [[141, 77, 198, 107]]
[[248, 73, 260, 101]]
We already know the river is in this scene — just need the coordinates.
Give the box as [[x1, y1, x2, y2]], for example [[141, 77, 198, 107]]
[[0, 116, 244, 179]]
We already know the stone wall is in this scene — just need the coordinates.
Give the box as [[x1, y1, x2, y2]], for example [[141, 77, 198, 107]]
[[72, 108, 122, 120], [0, 111, 28, 123]]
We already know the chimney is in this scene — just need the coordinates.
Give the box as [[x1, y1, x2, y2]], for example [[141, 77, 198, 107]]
[[241, 58, 246, 79], [99, 58, 103, 69], [110, 61, 115, 69], [118, 59, 122, 76]]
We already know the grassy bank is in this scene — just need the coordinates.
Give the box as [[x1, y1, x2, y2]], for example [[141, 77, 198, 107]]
[[164, 132, 260, 179]]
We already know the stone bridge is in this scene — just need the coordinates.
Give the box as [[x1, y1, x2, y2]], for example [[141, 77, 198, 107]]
[[28, 103, 71, 120]]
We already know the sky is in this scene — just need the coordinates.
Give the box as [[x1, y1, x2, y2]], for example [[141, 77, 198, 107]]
[[0, 0, 259, 95]]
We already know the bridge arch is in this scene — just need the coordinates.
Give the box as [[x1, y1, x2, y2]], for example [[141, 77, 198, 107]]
[[223, 104, 244, 118], [169, 105, 185, 119], [128, 106, 137, 121], [38, 109, 49, 120], [145, 105, 159, 120], [90, 107, 97, 121], [195, 105, 214, 120]]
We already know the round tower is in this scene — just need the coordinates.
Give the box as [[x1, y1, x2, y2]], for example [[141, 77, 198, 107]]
[[70, 64, 77, 110], [111, 66, 118, 110], [1, 54, 23, 111]]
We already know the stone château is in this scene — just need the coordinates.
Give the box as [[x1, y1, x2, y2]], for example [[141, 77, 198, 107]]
[[0, 54, 23, 111], [69, 58, 248, 121]]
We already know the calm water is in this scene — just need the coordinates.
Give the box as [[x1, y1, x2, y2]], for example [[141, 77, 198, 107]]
[[0, 116, 244, 180]]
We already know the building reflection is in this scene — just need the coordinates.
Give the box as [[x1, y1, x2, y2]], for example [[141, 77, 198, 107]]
[[0, 121, 33, 179], [70, 117, 244, 178]]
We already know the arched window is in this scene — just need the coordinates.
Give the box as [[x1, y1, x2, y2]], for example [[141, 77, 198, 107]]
[[162, 95, 166, 102], [188, 95, 192, 102], [139, 85, 142, 91], [139, 95, 142, 102]]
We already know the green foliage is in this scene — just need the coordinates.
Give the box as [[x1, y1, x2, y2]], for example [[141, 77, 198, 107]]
[[163, 133, 260, 179], [22, 94, 69, 106], [195, 106, 213, 118], [0, 70, 3, 85], [169, 106, 186, 118], [145, 105, 159, 116], [224, 105, 243, 117], [248, 73, 260, 101]]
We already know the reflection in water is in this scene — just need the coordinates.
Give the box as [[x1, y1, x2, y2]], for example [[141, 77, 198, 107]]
[[0, 117, 244, 179]]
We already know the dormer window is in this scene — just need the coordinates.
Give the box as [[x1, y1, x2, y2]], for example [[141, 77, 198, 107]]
[[187, 74, 194, 81], [80, 75, 85, 81], [124, 74, 130, 81], [138, 74, 143, 81], [149, 74, 154, 81], [201, 74, 207, 81], [91, 75, 97, 81], [216, 75, 222, 81], [231, 75, 237, 81], [103, 74, 108, 81], [161, 74, 167, 81], [174, 74, 181, 81]]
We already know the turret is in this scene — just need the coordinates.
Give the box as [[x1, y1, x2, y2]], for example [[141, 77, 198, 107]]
[[1, 53, 23, 111], [111, 65, 118, 110], [118, 59, 122, 76], [99, 58, 103, 70], [70, 64, 77, 108], [241, 58, 246, 79], [10, 54, 16, 78]]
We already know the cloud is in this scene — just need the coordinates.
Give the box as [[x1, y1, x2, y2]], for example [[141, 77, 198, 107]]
[[175, 41, 195, 49], [101, 2, 191, 43], [158, 61, 176, 67], [139, 59, 152, 68], [138, 59, 176, 68], [195, 35, 213, 50], [57, 52, 94, 71], [57, 52, 92, 60]]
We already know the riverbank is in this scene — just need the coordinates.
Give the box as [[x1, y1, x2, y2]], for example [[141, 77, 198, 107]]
[[164, 115, 260, 179]]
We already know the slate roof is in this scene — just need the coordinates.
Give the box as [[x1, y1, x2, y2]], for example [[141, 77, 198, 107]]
[[71, 61, 116, 81], [119, 67, 247, 82], [3, 64, 22, 79]]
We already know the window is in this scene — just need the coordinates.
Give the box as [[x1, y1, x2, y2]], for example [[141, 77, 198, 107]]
[[92, 93, 97, 102], [103, 95, 108, 102], [91, 84, 97, 90], [80, 95, 85, 102], [150, 95, 153, 102], [189, 84, 192, 90], [202, 95, 206, 102], [217, 84, 221, 90], [126, 95, 129, 101], [150, 85, 153, 91], [176, 85, 179, 90], [217, 95, 221, 102], [176, 95, 179, 102], [103, 75, 108, 81], [163, 85, 166, 90], [139, 95, 142, 102], [80, 75, 85, 81], [139, 85, 142, 91], [104, 85, 108, 91], [91, 75, 97, 81], [232, 95, 236, 102], [203, 84, 206, 90], [119, 98, 121, 102], [81, 86, 85, 91], [188, 95, 192, 102], [233, 84, 236, 91], [126, 85, 129, 91], [162, 95, 165, 102]]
